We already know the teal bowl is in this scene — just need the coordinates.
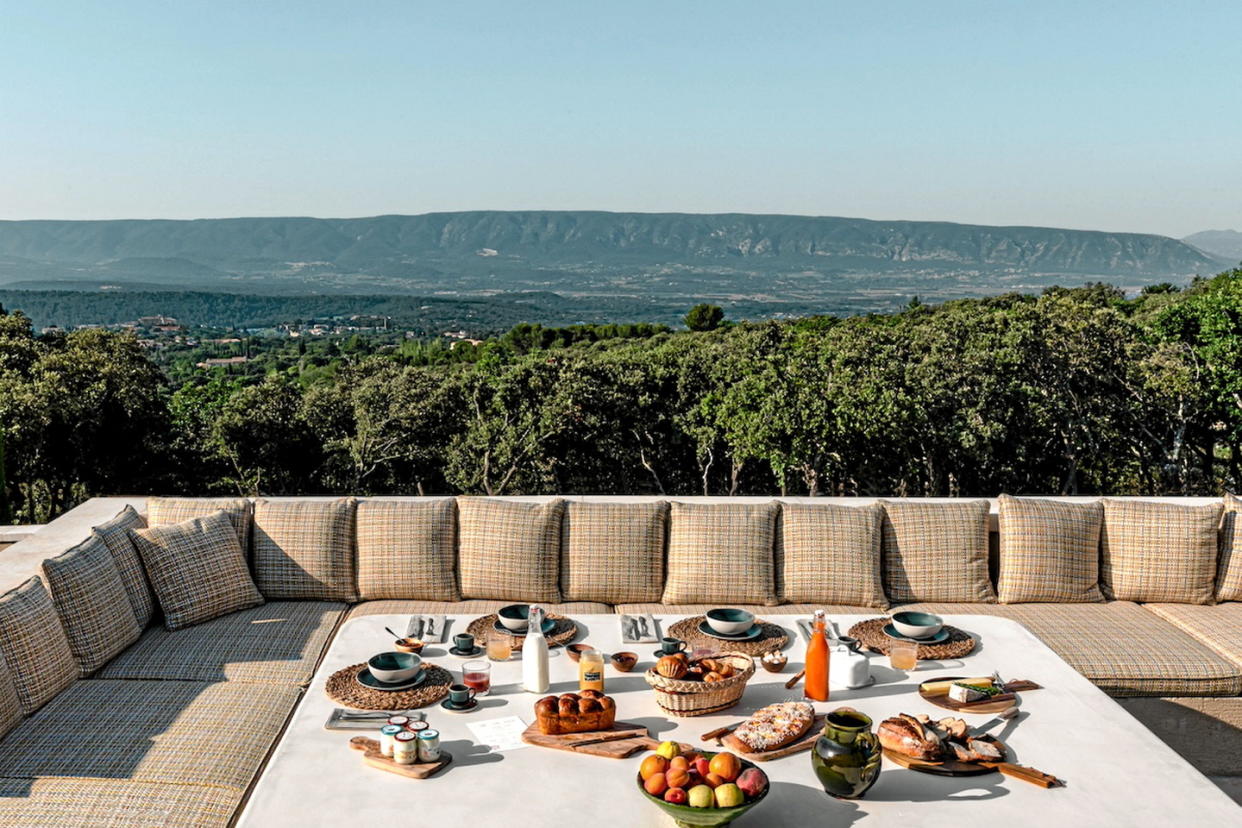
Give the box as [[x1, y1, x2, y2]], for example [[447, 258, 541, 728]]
[[637, 753, 769, 827], [705, 607, 755, 636], [890, 611, 943, 639], [367, 651, 422, 683], [497, 603, 531, 631]]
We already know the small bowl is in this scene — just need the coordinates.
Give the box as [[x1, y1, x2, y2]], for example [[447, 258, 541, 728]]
[[497, 603, 531, 632], [367, 651, 422, 683], [566, 643, 593, 663], [705, 607, 755, 636], [760, 651, 788, 673], [394, 637, 424, 655], [610, 651, 638, 672], [891, 611, 943, 640]]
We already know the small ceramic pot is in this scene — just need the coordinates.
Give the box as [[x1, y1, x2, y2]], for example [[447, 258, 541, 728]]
[[610, 651, 638, 672], [566, 643, 592, 663], [811, 708, 881, 799]]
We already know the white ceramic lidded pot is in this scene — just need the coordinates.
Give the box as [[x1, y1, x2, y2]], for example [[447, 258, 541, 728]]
[[829, 644, 871, 689]]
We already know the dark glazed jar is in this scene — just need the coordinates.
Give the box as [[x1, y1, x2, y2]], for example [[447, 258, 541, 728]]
[[811, 707, 881, 799]]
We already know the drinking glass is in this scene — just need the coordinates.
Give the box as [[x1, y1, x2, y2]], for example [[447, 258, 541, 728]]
[[462, 660, 491, 696], [888, 640, 918, 671], [486, 630, 512, 662]]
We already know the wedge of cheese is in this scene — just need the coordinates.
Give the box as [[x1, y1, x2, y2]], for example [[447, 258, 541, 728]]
[[920, 677, 995, 697], [948, 683, 989, 703]]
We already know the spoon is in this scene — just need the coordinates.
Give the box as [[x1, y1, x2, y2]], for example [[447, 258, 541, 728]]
[[385, 626, 402, 641]]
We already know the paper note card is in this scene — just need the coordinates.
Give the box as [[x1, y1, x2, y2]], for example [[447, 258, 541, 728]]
[[467, 716, 529, 752]]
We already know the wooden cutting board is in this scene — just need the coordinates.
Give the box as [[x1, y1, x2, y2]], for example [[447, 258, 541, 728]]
[[521, 721, 693, 759], [881, 736, 1006, 777], [918, 676, 1040, 714], [719, 714, 824, 762], [349, 736, 452, 779]]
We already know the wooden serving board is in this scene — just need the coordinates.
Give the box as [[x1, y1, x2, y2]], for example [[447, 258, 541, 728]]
[[719, 714, 825, 762], [918, 676, 1040, 714], [521, 720, 661, 758], [882, 736, 1005, 777], [349, 736, 452, 779]]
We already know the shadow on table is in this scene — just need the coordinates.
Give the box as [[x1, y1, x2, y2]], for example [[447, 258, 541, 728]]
[[626, 716, 683, 740], [441, 738, 505, 768], [766, 781, 864, 825], [865, 766, 1010, 802]]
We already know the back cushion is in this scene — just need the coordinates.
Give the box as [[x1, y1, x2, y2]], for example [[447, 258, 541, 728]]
[[252, 499, 358, 601], [1101, 499, 1222, 604], [92, 505, 155, 627], [41, 534, 142, 674], [1217, 493, 1241, 602], [663, 502, 779, 606], [356, 499, 458, 601], [561, 501, 668, 603], [148, 497, 252, 554], [997, 495, 1104, 603], [0, 654, 22, 740], [779, 503, 888, 608], [457, 498, 565, 603], [881, 500, 995, 603], [0, 578, 78, 714]]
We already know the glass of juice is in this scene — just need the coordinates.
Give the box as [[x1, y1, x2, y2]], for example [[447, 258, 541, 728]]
[[487, 630, 512, 662], [888, 640, 918, 671], [462, 660, 491, 696]]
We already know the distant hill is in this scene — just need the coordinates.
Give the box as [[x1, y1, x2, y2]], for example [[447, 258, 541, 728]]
[[1183, 229, 1242, 263]]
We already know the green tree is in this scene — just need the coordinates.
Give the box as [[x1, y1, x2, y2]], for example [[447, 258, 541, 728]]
[[684, 303, 725, 332]]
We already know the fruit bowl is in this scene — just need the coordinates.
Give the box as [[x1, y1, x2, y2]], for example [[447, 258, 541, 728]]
[[636, 751, 769, 827]]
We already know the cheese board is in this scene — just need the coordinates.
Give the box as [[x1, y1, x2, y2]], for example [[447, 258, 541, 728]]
[[521, 720, 688, 758], [348, 736, 452, 779], [918, 675, 1041, 714], [882, 735, 1007, 777], [718, 714, 826, 762]]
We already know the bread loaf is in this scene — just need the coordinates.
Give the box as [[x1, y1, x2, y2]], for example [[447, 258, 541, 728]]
[[534, 690, 617, 735]]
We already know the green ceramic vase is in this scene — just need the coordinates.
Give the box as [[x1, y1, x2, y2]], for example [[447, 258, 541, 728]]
[[811, 708, 881, 799]]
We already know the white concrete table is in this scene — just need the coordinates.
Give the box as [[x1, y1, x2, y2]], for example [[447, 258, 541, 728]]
[[238, 614, 1240, 826]]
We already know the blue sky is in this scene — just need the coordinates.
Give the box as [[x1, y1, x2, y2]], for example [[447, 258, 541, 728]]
[[2, 1, 1239, 236]]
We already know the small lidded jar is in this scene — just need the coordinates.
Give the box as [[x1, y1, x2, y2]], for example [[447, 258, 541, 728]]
[[379, 724, 404, 757], [578, 648, 605, 693], [392, 731, 419, 765], [417, 728, 441, 762]]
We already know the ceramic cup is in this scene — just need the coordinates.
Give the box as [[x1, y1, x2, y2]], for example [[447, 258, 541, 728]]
[[448, 684, 477, 706], [660, 636, 687, 655], [453, 633, 476, 652]]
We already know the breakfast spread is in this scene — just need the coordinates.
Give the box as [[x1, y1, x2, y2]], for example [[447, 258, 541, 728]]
[[877, 713, 1002, 762], [533, 689, 618, 735], [731, 702, 816, 753]]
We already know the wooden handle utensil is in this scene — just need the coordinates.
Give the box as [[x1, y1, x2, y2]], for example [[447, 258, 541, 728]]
[[980, 761, 1063, 788], [700, 725, 734, 742], [785, 670, 805, 690]]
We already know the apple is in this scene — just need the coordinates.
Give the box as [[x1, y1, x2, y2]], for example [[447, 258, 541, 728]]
[[704, 772, 726, 789], [643, 772, 668, 796], [640, 754, 668, 781], [714, 783, 745, 808], [663, 787, 688, 805], [656, 740, 680, 760], [709, 752, 742, 782], [737, 767, 768, 798], [691, 757, 711, 778], [666, 767, 691, 789], [687, 784, 715, 808]]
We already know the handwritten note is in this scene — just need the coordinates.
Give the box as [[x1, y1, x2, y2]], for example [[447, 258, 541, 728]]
[[467, 716, 529, 751]]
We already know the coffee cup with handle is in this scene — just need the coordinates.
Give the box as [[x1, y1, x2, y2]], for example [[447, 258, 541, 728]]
[[448, 683, 477, 707], [453, 633, 476, 652], [660, 636, 687, 655]]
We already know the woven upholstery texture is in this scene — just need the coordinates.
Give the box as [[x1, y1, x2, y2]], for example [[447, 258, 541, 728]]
[[880, 499, 995, 603], [1217, 492, 1242, 602], [996, 495, 1104, 603], [99, 601, 345, 685], [356, 499, 458, 601], [615, 603, 877, 616], [662, 501, 779, 605], [41, 534, 142, 674], [131, 510, 264, 630], [0, 655, 21, 741], [778, 502, 888, 608], [91, 505, 155, 627], [0, 679, 301, 791], [147, 497, 252, 553], [900, 601, 1242, 696], [252, 498, 358, 601], [1100, 499, 1223, 604], [561, 501, 668, 603], [457, 498, 565, 603], [0, 578, 77, 714], [347, 599, 611, 620], [1145, 602, 1242, 669], [0, 777, 240, 828]]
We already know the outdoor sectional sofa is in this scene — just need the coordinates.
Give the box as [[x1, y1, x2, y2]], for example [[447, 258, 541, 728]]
[[0, 493, 1238, 826]]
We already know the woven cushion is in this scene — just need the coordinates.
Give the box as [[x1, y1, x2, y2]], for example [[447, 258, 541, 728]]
[[996, 495, 1104, 603], [41, 534, 142, 674], [147, 497, 252, 553], [356, 499, 457, 601], [1217, 492, 1242, 602], [0, 679, 300, 791], [561, 501, 668, 603], [900, 601, 1242, 696], [778, 503, 887, 608], [131, 511, 264, 630], [92, 505, 155, 627], [0, 578, 77, 714], [0, 655, 21, 741], [99, 601, 345, 685], [880, 500, 995, 603], [457, 498, 565, 603], [347, 599, 612, 620], [1145, 603, 1242, 669], [662, 502, 778, 606], [0, 777, 241, 828], [1100, 499, 1223, 604], [252, 498, 357, 601], [615, 603, 877, 615]]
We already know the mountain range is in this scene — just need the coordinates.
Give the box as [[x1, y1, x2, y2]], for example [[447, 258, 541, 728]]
[[1183, 229, 1242, 263]]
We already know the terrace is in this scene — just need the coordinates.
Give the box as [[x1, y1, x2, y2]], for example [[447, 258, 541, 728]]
[[0, 495, 1238, 826]]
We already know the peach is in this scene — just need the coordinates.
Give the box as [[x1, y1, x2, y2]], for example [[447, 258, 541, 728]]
[[663, 787, 687, 805], [666, 767, 691, 789], [643, 772, 668, 796], [709, 751, 741, 782], [737, 767, 768, 798], [691, 757, 711, 778], [640, 754, 668, 781], [704, 772, 726, 788]]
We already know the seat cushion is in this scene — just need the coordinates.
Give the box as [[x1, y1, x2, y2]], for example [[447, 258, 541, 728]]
[[131, 510, 265, 630], [615, 603, 879, 616], [253, 498, 358, 601], [561, 501, 668, 604], [1145, 603, 1242, 668], [0, 578, 77, 715], [663, 501, 779, 606], [347, 599, 612, 622], [0, 679, 301, 791], [996, 495, 1104, 603], [0, 655, 21, 741], [1100, 499, 1222, 604], [41, 534, 142, 674], [92, 505, 155, 627], [901, 601, 1242, 697], [1217, 493, 1242, 602], [778, 503, 888, 608], [0, 777, 240, 828], [880, 499, 995, 603], [99, 601, 345, 685], [457, 498, 565, 603], [356, 499, 458, 601], [147, 497, 253, 554]]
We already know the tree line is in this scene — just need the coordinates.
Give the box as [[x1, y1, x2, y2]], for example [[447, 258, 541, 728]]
[[2, 271, 1239, 524]]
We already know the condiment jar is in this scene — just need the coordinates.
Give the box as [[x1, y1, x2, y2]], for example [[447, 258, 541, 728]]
[[417, 728, 441, 762], [379, 724, 403, 757], [392, 731, 419, 765]]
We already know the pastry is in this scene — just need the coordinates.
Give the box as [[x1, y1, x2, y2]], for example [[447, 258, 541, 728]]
[[534, 691, 617, 735], [731, 702, 815, 752]]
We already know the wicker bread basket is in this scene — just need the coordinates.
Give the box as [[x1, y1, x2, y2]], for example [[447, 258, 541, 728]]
[[643, 652, 756, 717]]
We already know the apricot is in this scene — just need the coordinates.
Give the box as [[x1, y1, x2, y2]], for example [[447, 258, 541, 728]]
[[668, 756, 689, 773], [643, 772, 668, 796], [704, 772, 726, 788], [709, 751, 741, 782], [640, 754, 668, 781], [666, 767, 691, 789]]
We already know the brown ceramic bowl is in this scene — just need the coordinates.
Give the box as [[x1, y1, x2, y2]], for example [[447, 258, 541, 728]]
[[759, 651, 788, 673], [610, 651, 638, 672], [566, 643, 593, 663], [394, 637, 424, 655]]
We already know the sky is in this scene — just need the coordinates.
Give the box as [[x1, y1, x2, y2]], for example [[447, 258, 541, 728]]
[[1, 1, 1239, 237]]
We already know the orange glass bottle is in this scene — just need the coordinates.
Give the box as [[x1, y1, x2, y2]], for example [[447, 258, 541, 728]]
[[804, 610, 830, 702]]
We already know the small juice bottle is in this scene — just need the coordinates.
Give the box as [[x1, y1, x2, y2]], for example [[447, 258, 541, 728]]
[[804, 610, 830, 702], [578, 648, 605, 693]]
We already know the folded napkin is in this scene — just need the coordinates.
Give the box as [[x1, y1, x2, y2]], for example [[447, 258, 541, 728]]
[[620, 613, 659, 644], [407, 615, 447, 643], [797, 618, 843, 643]]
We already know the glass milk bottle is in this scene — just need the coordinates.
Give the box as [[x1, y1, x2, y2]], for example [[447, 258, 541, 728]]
[[522, 605, 550, 693]]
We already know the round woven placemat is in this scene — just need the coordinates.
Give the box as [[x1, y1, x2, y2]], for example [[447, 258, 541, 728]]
[[325, 663, 453, 710], [847, 618, 976, 660], [666, 616, 788, 656], [465, 613, 578, 651]]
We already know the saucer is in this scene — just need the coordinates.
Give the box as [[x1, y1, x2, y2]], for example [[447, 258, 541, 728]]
[[448, 646, 485, 658], [830, 674, 877, 690], [493, 618, 556, 637], [697, 620, 763, 641], [440, 697, 480, 714], [356, 667, 426, 692], [882, 623, 950, 644], [653, 650, 689, 659]]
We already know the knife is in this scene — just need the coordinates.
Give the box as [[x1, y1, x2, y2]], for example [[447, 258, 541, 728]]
[[970, 706, 1019, 736]]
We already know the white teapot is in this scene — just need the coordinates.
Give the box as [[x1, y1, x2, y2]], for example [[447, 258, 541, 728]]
[[829, 643, 872, 689]]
